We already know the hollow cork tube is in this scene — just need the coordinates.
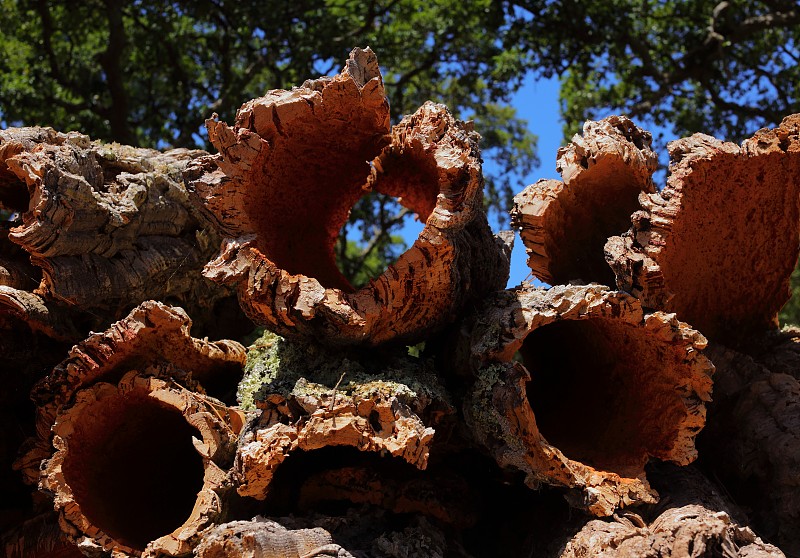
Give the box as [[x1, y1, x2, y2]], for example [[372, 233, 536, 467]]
[[185, 47, 510, 347], [511, 115, 657, 286], [464, 284, 714, 516], [605, 114, 800, 348], [40, 372, 244, 557]]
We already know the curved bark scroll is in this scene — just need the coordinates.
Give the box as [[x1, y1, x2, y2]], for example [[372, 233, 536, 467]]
[[605, 114, 800, 347], [41, 372, 244, 557], [234, 333, 453, 500], [0, 126, 241, 333], [186, 47, 510, 347], [511, 115, 656, 286], [16, 301, 245, 486], [465, 284, 713, 516]]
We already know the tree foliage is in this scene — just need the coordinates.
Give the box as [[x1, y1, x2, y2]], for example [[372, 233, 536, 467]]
[[508, 0, 800, 142], [1, 0, 798, 303]]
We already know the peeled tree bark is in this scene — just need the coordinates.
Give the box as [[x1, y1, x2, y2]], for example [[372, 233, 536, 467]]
[[185, 47, 510, 347], [234, 332, 454, 501], [511, 115, 657, 286], [605, 114, 800, 348], [16, 301, 246, 486], [40, 372, 245, 557], [464, 284, 714, 516], [0, 126, 241, 334]]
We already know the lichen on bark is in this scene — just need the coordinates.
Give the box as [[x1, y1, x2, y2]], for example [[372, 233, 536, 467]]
[[464, 284, 713, 516]]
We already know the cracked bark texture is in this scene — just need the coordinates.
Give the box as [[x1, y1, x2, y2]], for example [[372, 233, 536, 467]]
[[234, 334, 453, 501], [699, 344, 800, 555], [1, 512, 83, 558], [464, 284, 714, 516], [186, 47, 510, 347], [605, 114, 800, 348], [0, 126, 244, 336], [558, 467, 784, 558], [40, 372, 245, 557], [195, 517, 354, 558], [511, 115, 656, 286], [16, 301, 245, 487]]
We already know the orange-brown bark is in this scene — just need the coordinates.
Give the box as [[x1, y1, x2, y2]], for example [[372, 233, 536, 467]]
[[605, 114, 800, 347], [512, 115, 656, 286], [465, 284, 713, 516], [186, 47, 510, 347], [41, 373, 245, 557], [235, 368, 448, 500], [16, 301, 245, 486]]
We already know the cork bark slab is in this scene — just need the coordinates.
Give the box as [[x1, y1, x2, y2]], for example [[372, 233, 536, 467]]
[[511, 115, 656, 286], [16, 301, 245, 486], [186, 47, 510, 347], [700, 344, 800, 555], [605, 114, 800, 347], [0, 126, 238, 330], [465, 284, 714, 516], [195, 518, 354, 558], [41, 372, 244, 557], [235, 372, 443, 501]]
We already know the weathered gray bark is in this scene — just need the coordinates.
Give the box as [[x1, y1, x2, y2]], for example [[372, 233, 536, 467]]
[[0, 126, 245, 336]]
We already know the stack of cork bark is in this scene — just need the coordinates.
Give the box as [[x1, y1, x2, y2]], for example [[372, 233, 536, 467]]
[[1, 48, 798, 558]]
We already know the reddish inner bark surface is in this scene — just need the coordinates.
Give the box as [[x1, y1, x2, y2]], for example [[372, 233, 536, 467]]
[[551, 160, 644, 286], [247, 128, 439, 293], [660, 153, 800, 342], [520, 318, 687, 477], [62, 390, 205, 550], [261, 447, 424, 517]]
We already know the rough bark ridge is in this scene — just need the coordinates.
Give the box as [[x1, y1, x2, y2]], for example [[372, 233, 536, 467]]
[[186, 47, 511, 347], [0, 126, 239, 332], [605, 114, 800, 347], [511, 115, 656, 286], [40, 372, 245, 557], [558, 466, 783, 558], [194, 517, 354, 558], [699, 344, 800, 556], [464, 284, 713, 516], [234, 331, 453, 500], [16, 301, 245, 486]]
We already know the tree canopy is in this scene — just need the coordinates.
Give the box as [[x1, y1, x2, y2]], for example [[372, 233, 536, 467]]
[[1, 0, 798, 296]]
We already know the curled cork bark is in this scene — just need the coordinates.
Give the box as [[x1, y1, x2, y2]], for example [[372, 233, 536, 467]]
[[511, 115, 656, 286], [16, 300, 245, 486], [561, 509, 782, 558], [605, 114, 800, 347], [186, 47, 510, 347], [0, 126, 242, 333], [195, 517, 354, 558], [41, 372, 245, 557], [234, 332, 453, 501], [700, 344, 800, 555], [465, 284, 714, 516]]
